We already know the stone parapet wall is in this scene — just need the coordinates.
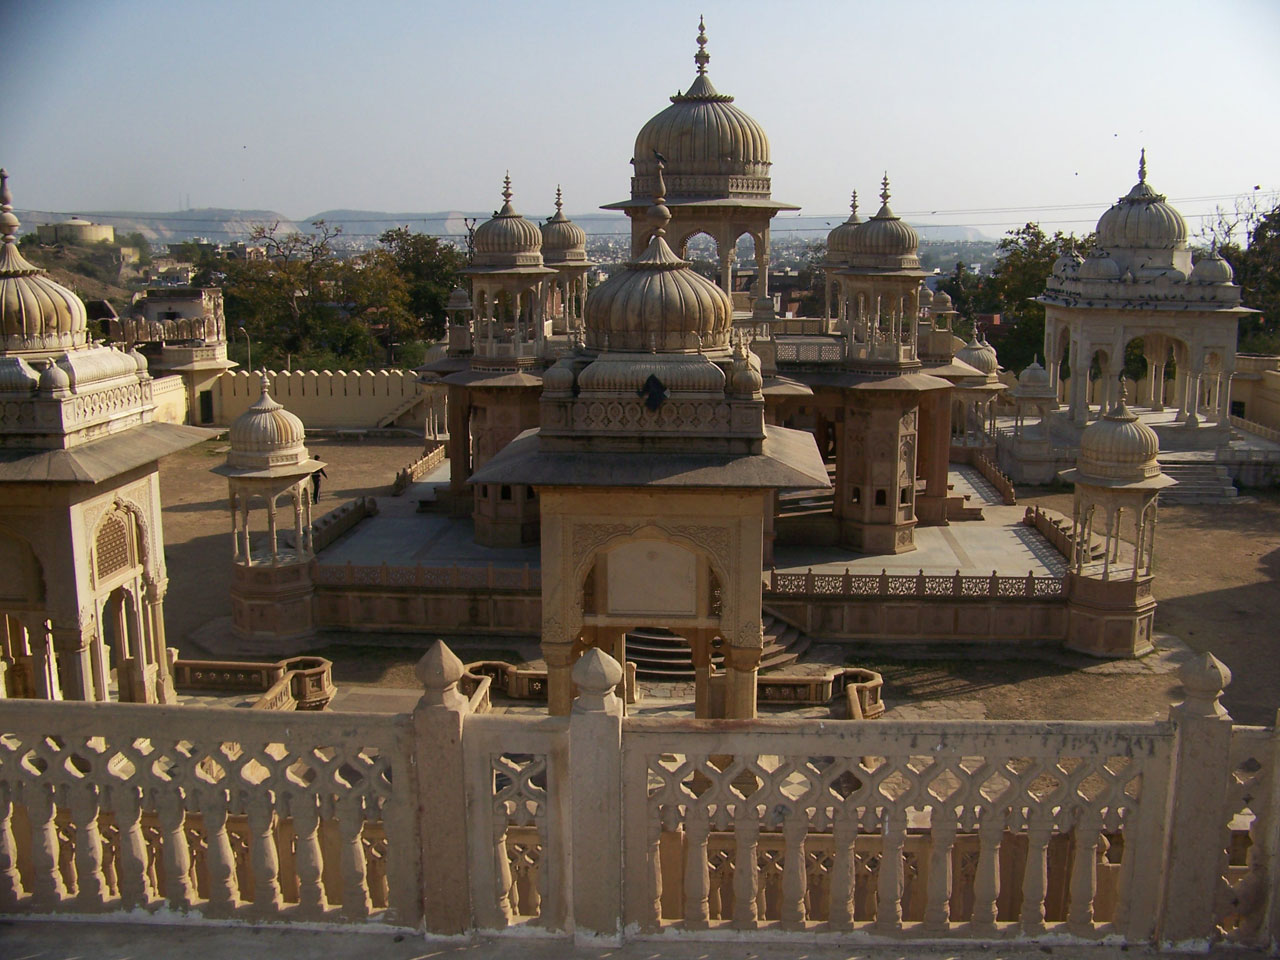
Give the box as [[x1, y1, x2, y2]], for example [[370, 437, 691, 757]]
[[149, 374, 189, 424], [0, 645, 1272, 949], [212, 369, 423, 428]]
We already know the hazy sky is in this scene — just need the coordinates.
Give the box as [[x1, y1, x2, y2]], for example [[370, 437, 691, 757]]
[[4, 0, 1278, 239]]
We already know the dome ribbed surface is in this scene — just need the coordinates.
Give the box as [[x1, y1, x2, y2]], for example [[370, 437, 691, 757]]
[[955, 337, 998, 377], [1078, 401, 1162, 481], [634, 74, 771, 180], [1191, 250, 1234, 283], [472, 177, 543, 267], [1095, 154, 1188, 250], [0, 170, 89, 355], [227, 380, 311, 471], [826, 193, 861, 259], [541, 191, 587, 261], [584, 231, 732, 353]]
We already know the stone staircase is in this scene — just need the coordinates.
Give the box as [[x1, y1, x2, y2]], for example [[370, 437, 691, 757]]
[[1157, 461, 1238, 504], [625, 611, 811, 681]]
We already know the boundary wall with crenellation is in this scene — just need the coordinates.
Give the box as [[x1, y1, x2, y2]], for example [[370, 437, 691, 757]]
[[212, 369, 425, 428]]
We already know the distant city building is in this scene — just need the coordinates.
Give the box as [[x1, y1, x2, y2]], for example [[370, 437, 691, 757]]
[[35, 215, 114, 245]]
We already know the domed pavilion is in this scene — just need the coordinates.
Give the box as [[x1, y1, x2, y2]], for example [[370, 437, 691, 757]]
[[213, 375, 326, 652], [601, 17, 799, 298], [1036, 151, 1251, 439], [0, 169, 211, 703], [540, 187, 593, 336], [1059, 389, 1175, 656], [470, 188, 829, 719]]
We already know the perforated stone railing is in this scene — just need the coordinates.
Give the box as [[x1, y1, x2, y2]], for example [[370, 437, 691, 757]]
[[0, 701, 418, 926], [765, 567, 1067, 599], [1, 646, 1276, 950], [774, 340, 844, 364]]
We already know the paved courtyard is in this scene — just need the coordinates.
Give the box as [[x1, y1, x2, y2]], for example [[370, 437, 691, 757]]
[[154, 437, 1280, 726]]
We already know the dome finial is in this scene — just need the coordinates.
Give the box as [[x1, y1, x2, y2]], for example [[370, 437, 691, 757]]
[[0, 168, 18, 244], [555, 185, 563, 215], [851, 190, 858, 218], [880, 173, 891, 206], [1138, 148, 1147, 184], [502, 172, 512, 205], [694, 15, 710, 75]]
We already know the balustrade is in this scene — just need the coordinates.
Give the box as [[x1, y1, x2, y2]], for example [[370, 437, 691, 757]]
[[0, 645, 1275, 950]]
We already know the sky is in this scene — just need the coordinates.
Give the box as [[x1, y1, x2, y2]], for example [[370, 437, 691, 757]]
[[3, 0, 1279, 239]]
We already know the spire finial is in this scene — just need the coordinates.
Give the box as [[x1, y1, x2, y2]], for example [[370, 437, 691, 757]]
[[694, 15, 710, 75], [1138, 148, 1147, 184], [880, 173, 891, 205], [851, 190, 858, 218], [502, 171, 512, 204], [555, 185, 563, 214], [0, 168, 18, 244], [649, 155, 671, 236]]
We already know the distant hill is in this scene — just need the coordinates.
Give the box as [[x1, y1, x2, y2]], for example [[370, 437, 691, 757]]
[[15, 207, 991, 246], [15, 208, 300, 245]]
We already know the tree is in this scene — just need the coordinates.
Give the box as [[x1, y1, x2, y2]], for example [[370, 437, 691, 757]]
[[1218, 200, 1280, 353], [376, 227, 465, 340], [943, 223, 1094, 375], [119, 231, 152, 265]]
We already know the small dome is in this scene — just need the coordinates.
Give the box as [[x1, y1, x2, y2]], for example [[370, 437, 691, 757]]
[[0, 170, 89, 355], [729, 339, 763, 397], [1095, 151, 1188, 250], [1052, 247, 1084, 278], [0, 355, 39, 392], [849, 175, 919, 261], [226, 377, 314, 473], [918, 285, 934, 307], [540, 187, 587, 263], [932, 288, 953, 311], [1015, 358, 1055, 398], [128, 346, 149, 374], [826, 191, 861, 260], [1078, 399, 1162, 482], [1191, 249, 1234, 284], [38, 358, 71, 395], [541, 358, 576, 395], [472, 175, 543, 267], [632, 19, 770, 192], [583, 223, 732, 353], [1079, 251, 1121, 280], [577, 353, 727, 393], [446, 287, 473, 312], [956, 336, 998, 377]]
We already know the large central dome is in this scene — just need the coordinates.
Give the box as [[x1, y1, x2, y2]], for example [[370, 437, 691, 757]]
[[630, 18, 771, 201]]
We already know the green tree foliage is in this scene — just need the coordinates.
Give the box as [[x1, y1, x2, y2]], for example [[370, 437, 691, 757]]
[[376, 227, 465, 340], [215, 221, 462, 370], [119, 231, 152, 265], [1219, 201, 1280, 353], [938, 223, 1093, 374]]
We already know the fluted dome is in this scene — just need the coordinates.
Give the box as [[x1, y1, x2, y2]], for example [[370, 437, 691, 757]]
[[956, 336, 998, 377], [932, 288, 953, 311], [849, 176, 919, 261], [1078, 399, 1162, 482], [226, 377, 315, 474], [1014, 358, 1055, 398], [0, 170, 89, 356], [472, 175, 543, 267], [1052, 247, 1084, 278], [584, 225, 732, 353], [630, 18, 770, 201], [826, 192, 861, 261], [1095, 151, 1188, 250], [1079, 251, 1121, 280], [1191, 249, 1234, 284], [918, 285, 934, 307], [541, 187, 587, 263]]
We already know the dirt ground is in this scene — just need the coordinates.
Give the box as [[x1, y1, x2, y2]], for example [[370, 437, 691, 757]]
[[155, 439, 1280, 724]]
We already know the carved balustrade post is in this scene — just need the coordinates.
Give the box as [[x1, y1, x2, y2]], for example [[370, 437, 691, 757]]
[[291, 793, 327, 918], [0, 782, 23, 907], [199, 788, 240, 917], [111, 784, 151, 909], [68, 782, 106, 910], [412, 640, 471, 934], [568, 648, 624, 943], [27, 783, 66, 909], [1157, 653, 1235, 945]]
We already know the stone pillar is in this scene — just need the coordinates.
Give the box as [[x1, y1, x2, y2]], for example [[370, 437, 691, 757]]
[[412, 641, 472, 935], [544, 640, 576, 717], [723, 643, 760, 720], [1157, 654, 1235, 946], [569, 649, 624, 943], [51, 620, 96, 702]]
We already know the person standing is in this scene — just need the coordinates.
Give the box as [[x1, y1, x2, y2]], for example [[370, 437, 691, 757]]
[[311, 466, 328, 503]]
